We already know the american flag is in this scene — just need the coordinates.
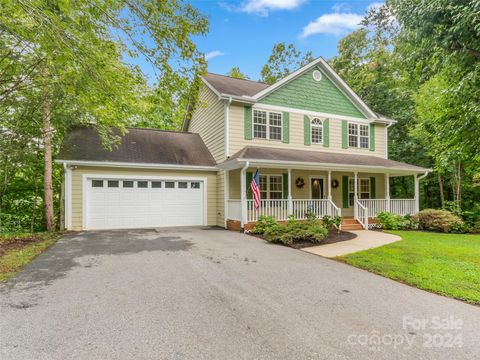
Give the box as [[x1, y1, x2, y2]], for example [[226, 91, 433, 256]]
[[250, 169, 261, 209]]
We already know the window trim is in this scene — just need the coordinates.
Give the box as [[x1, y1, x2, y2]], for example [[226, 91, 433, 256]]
[[259, 174, 284, 200], [348, 122, 370, 149], [310, 117, 323, 145], [348, 177, 370, 206], [252, 109, 283, 141]]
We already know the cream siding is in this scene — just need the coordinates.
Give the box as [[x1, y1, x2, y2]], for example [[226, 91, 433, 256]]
[[228, 104, 387, 158], [189, 85, 225, 162], [70, 166, 218, 230], [227, 168, 386, 218], [216, 170, 225, 227]]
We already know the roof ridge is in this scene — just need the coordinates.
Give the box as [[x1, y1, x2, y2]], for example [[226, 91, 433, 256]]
[[205, 72, 267, 85], [127, 127, 194, 135]]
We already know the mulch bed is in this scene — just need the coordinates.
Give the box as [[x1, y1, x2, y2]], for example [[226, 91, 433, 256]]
[[248, 229, 357, 249], [290, 230, 358, 249], [0, 235, 42, 257]]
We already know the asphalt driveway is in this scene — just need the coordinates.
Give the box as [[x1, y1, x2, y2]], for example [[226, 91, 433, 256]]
[[1, 228, 479, 359]]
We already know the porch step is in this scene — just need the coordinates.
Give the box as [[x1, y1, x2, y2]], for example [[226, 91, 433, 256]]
[[341, 218, 363, 231]]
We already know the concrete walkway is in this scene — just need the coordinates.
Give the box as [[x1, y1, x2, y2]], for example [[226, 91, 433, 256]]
[[302, 230, 402, 258]]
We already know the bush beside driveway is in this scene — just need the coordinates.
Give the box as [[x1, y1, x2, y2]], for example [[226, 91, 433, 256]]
[[340, 231, 480, 304]]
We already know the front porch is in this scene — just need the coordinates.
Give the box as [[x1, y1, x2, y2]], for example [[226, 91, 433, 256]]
[[225, 167, 422, 230]]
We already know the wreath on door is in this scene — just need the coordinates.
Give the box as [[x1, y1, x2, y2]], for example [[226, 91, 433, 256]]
[[331, 179, 339, 188], [295, 177, 305, 188]]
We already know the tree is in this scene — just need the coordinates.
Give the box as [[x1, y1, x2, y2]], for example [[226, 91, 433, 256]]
[[227, 67, 249, 79], [260, 43, 314, 84], [0, 0, 208, 231]]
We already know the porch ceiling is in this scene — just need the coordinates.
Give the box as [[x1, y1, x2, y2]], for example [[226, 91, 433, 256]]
[[220, 146, 430, 175]]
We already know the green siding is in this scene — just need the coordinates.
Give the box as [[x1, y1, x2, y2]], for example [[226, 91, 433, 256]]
[[342, 176, 349, 208], [246, 172, 252, 199], [244, 106, 252, 140], [323, 119, 329, 147], [341, 120, 348, 149], [370, 177, 376, 198], [370, 123, 375, 151], [259, 68, 366, 119], [282, 173, 288, 199], [282, 112, 290, 144], [304, 115, 311, 145]]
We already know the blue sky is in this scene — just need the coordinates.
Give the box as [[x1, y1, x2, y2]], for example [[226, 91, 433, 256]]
[[132, 0, 383, 83]]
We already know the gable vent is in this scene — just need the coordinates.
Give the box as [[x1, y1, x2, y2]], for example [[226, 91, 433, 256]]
[[312, 70, 322, 82]]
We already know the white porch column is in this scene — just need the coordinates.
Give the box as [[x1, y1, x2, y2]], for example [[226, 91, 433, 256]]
[[240, 166, 247, 228], [354, 172, 358, 219], [327, 170, 332, 200], [287, 168, 293, 215], [385, 173, 390, 212], [414, 173, 420, 213]]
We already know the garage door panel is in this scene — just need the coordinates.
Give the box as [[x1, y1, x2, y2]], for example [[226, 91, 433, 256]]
[[86, 178, 204, 229]]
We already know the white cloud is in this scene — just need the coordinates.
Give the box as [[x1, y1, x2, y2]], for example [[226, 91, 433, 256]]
[[205, 50, 225, 60], [300, 12, 363, 38], [332, 3, 352, 13], [239, 0, 307, 16]]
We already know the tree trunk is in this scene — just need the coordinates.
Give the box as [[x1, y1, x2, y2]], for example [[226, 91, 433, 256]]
[[43, 89, 54, 231], [438, 174, 445, 208]]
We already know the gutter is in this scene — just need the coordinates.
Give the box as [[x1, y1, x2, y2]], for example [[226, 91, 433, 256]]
[[224, 96, 232, 158], [55, 160, 218, 172], [219, 93, 256, 104], [385, 122, 394, 158]]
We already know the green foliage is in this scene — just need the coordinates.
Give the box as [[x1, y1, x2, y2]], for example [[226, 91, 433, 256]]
[[321, 215, 342, 233], [376, 212, 417, 230], [227, 67, 249, 79], [417, 209, 466, 233], [260, 43, 314, 84], [341, 231, 480, 304], [253, 216, 327, 245]]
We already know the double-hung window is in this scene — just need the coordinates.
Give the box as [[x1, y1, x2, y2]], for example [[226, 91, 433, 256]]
[[311, 118, 323, 144], [348, 178, 370, 206], [348, 123, 369, 149], [259, 175, 283, 200], [253, 110, 282, 140]]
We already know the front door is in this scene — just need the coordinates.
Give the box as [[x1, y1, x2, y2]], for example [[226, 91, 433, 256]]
[[310, 178, 324, 199]]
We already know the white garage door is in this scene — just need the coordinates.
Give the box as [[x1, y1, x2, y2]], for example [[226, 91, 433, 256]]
[[85, 178, 205, 230]]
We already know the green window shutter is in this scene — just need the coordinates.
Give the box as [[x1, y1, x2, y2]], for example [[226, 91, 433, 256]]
[[370, 177, 376, 199], [342, 176, 349, 208], [244, 106, 252, 140], [282, 173, 288, 199], [246, 172, 253, 199], [369, 123, 375, 151], [304, 115, 311, 145], [323, 119, 329, 147], [282, 112, 290, 143], [342, 120, 348, 148]]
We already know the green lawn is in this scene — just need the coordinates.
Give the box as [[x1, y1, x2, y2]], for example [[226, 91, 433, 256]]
[[0, 232, 60, 281], [339, 231, 480, 304]]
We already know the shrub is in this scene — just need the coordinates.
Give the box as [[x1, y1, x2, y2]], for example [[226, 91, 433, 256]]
[[252, 216, 279, 235], [376, 212, 417, 230], [259, 215, 328, 245], [322, 215, 342, 233], [417, 209, 465, 233]]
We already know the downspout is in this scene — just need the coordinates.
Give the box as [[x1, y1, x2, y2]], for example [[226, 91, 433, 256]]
[[240, 161, 250, 229], [224, 96, 232, 158], [415, 171, 429, 213], [385, 122, 394, 159]]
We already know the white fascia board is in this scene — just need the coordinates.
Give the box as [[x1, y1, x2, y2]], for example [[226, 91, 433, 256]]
[[252, 57, 378, 120], [253, 103, 372, 123], [219, 93, 256, 104], [201, 76, 222, 99], [55, 159, 218, 172], [218, 158, 431, 175]]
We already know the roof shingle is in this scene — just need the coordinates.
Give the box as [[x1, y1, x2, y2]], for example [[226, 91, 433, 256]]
[[58, 126, 216, 166], [203, 73, 269, 97]]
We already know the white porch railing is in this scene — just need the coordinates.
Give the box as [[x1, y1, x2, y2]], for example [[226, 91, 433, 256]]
[[246, 199, 341, 222], [227, 200, 242, 221], [247, 199, 289, 222], [358, 199, 416, 218], [390, 199, 416, 216], [354, 199, 369, 229]]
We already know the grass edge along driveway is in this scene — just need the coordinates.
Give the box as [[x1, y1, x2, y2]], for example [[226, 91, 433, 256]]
[[338, 231, 480, 305], [0, 232, 61, 281]]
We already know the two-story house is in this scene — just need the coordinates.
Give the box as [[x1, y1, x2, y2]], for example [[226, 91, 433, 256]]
[[57, 57, 429, 231]]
